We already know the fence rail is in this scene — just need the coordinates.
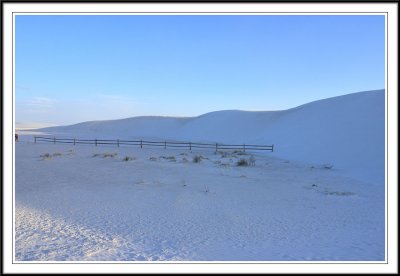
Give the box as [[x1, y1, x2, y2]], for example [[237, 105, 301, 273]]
[[34, 136, 274, 152]]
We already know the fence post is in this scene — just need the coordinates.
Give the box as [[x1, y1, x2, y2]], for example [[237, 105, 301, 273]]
[[95, 138, 97, 147], [243, 144, 246, 152], [34, 136, 37, 144], [189, 142, 191, 151], [215, 143, 218, 153], [164, 141, 167, 149], [140, 139, 143, 149], [272, 144, 274, 152], [53, 136, 56, 144], [117, 139, 119, 148], [74, 138, 76, 146]]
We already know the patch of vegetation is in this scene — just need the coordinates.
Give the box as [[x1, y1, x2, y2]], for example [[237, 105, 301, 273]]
[[40, 153, 52, 160], [193, 155, 203, 163], [326, 191, 355, 196], [236, 158, 249, 166], [103, 153, 118, 158], [122, 156, 136, 161], [181, 157, 189, 163], [322, 164, 334, 169], [233, 150, 247, 156], [149, 156, 158, 161], [52, 152, 63, 157]]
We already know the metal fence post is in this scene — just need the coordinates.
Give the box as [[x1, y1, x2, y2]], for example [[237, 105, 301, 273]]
[[164, 141, 167, 149], [53, 136, 56, 144], [243, 144, 246, 152], [189, 142, 191, 151], [117, 139, 119, 147], [74, 138, 76, 146], [34, 136, 37, 144], [140, 139, 143, 149], [95, 138, 97, 147]]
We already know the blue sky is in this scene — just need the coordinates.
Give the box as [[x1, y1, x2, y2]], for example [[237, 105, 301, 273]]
[[15, 15, 385, 125]]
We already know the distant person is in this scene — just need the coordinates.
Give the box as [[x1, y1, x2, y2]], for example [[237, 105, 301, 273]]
[[15, 133, 19, 142]]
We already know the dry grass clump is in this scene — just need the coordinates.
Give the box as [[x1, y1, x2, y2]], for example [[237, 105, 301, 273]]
[[92, 152, 118, 158], [122, 156, 136, 161], [40, 153, 52, 160], [236, 158, 249, 166], [193, 155, 203, 163], [103, 153, 118, 158]]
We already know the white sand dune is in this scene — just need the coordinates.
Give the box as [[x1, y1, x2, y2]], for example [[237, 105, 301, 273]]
[[15, 89, 386, 261]]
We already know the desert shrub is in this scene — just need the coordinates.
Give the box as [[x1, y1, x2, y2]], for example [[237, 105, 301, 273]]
[[52, 152, 63, 157], [236, 158, 249, 166], [103, 153, 117, 158], [92, 153, 101, 157], [322, 164, 334, 169], [123, 156, 136, 161], [204, 185, 210, 193], [149, 157, 158, 161], [40, 153, 52, 160], [181, 157, 189, 163], [193, 155, 202, 163], [166, 156, 176, 161], [233, 150, 247, 156]]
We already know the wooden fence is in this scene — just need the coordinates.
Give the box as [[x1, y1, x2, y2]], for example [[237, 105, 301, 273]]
[[34, 136, 274, 152]]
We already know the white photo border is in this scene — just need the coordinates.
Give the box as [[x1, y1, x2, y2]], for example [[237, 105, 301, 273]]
[[2, 2, 398, 274]]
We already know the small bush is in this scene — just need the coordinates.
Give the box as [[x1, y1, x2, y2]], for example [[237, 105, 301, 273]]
[[233, 150, 247, 156], [149, 157, 158, 161], [40, 153, 52, 160], [322, 164, 334, 169], [236, 159, 249, 166], [204, 185, 210, 193], [52, 152, 63, 157], [103, 153, 117, 158], [123, 156, 135, 161], [193, 155, 202, 163], [181, 157, 189, 163]]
